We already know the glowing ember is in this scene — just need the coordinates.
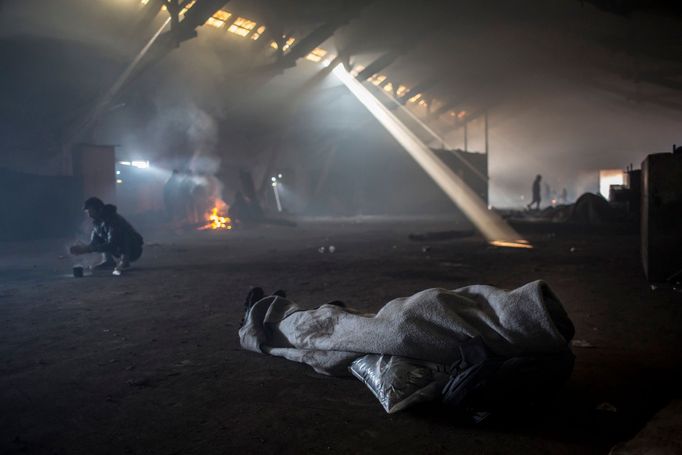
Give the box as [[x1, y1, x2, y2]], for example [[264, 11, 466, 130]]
[[489, 240, 533, 249], [198, 200, 232, 231]]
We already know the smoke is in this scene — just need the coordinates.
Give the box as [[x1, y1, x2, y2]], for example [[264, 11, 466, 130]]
[[485, 82, 682, 207], [186, 105, 225, 204], [187, 106, 220, 174], [139, 103, 225, 204], [5, 0, 682, 216]]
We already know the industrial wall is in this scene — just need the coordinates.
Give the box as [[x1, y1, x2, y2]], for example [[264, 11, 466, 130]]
[[0, 168, 82, 240]]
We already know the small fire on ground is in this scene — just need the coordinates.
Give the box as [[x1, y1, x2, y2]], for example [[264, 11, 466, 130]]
[[198, 199, 232, 230]]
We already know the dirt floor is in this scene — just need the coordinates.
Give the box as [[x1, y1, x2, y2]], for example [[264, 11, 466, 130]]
[[1, 217, 681, 454]]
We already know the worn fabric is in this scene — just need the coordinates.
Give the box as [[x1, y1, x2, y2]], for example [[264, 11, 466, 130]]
[[89, 204, 144, 260], [239, 280, 575, 376]]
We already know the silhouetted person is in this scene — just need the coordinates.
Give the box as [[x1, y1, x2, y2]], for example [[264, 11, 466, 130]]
[[527, 175, 542, 210], [544, 183, 552, 203], [179, 170, 196, 224], [229, 192, 253, 227], [69, 197, 144, 274], [163, 169, 182, 222], [560, 187, 568, 204], [191, 182, 210, 225]]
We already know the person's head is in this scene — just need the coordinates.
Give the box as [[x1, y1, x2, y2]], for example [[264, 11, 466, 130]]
[[83, 197, 105, 220], [536, 174, 542, 181]]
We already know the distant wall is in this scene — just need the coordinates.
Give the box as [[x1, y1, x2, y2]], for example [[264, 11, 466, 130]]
[[0, 168, 82, 240]]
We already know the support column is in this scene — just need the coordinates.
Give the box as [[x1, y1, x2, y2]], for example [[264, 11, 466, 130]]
[[464, 122, 468, 151], [484, 111, 489, 155]]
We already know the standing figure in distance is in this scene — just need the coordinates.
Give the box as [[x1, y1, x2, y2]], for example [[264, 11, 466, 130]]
[[527, 174, 542, 211], [163, 169, 182, 224]]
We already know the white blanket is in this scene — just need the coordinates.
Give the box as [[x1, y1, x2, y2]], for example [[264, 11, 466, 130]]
[[239, 280, 575, 376]]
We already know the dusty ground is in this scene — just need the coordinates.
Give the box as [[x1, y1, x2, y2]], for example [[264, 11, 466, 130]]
[[1, 217, 681, 454]]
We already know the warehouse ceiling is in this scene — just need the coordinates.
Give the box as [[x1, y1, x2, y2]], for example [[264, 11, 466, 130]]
[[2, 0, 682, 203]]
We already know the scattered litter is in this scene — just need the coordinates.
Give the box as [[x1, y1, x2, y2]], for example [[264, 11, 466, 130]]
[[596, 402, 617, 412], [422, 246, 431, 253], [571, 339, 595, 348], [350, 354, 447, 413], [318, 246, 326, 254], [328, 245, 336, 253], [570, 247, 576, 253]]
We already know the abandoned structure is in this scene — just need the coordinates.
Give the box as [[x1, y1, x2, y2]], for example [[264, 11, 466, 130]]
[[1, 0, 681, 453]]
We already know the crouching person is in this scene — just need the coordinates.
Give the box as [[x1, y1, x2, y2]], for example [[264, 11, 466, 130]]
[[70, 197, 144, 274]]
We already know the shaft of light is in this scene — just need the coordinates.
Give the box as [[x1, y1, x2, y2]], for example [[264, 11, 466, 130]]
[[387, 93, 489, 183], [273, 184, 283, 212], [332, 64, 529, 246], [65, 17, 172, 149]]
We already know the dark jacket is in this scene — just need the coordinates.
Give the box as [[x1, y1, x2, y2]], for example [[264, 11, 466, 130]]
[[89, 204, 143, 257], [532, 179, 541, 201]]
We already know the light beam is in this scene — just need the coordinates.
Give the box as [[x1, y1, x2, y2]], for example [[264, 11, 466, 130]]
[[331, 65, 529, 247]]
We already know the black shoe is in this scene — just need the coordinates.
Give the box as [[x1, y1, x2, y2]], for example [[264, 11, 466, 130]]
[[241, 287, 264, 328], [325, 300, 346, 308], [93, 260, 116, 271]]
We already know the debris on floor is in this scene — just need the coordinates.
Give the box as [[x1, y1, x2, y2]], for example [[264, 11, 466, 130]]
[[571, 339, 596, 348]]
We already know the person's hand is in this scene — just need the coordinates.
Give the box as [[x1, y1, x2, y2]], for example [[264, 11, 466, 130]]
[[69, 244, 90, 255]]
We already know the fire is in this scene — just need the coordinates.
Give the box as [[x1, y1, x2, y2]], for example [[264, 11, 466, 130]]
[[198, 200, 232, 231]]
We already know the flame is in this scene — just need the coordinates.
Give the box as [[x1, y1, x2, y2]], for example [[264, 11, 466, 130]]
[[198, 200, 232, 231]]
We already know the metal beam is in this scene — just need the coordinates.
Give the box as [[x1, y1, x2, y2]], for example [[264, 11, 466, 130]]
[[397, 79, 439, 104], [430, 97, 466, 118], [355, 51, 400, 82], [258, 0, 371, 73], [153, 0, 229, 48], [449, 108, 487, 130], [276, 22, 341, 68], [275, 11, 362, 70], [484, 111, 489, 155]]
